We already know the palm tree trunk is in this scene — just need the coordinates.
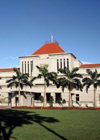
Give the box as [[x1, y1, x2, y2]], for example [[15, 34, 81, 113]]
[[94, 88, 96, 108], [43, 81, 46, 107], [69, 90, 71, 107], [18, 83, 21, 106]]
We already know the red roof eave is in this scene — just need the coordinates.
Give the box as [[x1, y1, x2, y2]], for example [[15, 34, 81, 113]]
[[80, 64, 100, 68], [0, 68, 20, 72]]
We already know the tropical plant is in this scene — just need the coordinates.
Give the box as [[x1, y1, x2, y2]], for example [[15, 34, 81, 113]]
[[82, 69, 100, 107], [39, 96, 44, 103], [34, 64, 56, 107], [48, 72, 64, 89], [49, 96, 54, 107], [6, 68, 33, 106], [58, 67, 83, 107], [62, 99, 66, 104], [57, 97, 62, 104]]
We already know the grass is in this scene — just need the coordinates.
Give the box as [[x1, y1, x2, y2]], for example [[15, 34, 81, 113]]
[[0, 109, 100, 140]]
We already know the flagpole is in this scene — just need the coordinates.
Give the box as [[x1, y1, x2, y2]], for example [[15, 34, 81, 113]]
[[51, 33, 53, 42]]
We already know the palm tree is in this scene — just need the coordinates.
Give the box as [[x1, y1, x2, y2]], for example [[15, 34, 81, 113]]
[[58, 67, 83, 107], [6, 68, 32, 106], [34, 64, 56, 107], [82, 69, 100, 107]]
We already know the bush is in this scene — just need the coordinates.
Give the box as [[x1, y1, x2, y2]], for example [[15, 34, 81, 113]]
[[57, 97, 62, 104], [49, 96, 54, 107], [39, 96, 44, 103], [62, 99, 66, 104]]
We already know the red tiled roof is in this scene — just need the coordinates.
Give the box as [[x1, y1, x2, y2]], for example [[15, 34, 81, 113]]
[[0, 68, 19, 72], [32, 42, 65, 55], [80, 64, 100, 68]]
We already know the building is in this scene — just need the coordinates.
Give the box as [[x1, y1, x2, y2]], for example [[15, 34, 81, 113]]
[[0, 41, 100, 107]]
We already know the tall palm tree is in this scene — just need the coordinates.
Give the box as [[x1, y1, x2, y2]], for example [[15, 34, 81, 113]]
[[6, 68, 32, 106], [58, 67, 83, 107], [34, 64, 56, 107], [82, 69, 100, 107]]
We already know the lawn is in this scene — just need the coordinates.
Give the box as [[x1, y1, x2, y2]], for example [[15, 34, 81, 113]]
[[0, 109, 100, 140]]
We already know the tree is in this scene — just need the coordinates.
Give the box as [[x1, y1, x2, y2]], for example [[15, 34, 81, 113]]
[[34, 64, 56, 107], [6, 68, 32, 106], [58, 67, 83, 107], [82, 69, 100, 107]]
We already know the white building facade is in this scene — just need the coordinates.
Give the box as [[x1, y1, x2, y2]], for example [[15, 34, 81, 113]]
[[0, 42, 100, 107]]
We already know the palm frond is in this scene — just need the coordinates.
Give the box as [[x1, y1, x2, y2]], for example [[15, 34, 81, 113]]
[[14, 67, 21, 78], [30, 77, 37, 83], [71, 67, 79, 74], [45, 79, 49, 87], [25, 81, 33, 88], [7, 82, 15, 88], [71, 73, 82, 79]]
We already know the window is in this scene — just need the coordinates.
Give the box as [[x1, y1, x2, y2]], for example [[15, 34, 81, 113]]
[[25, 61, 26, 73], [15, 97, 19, 106], [57, 59, 59, 71], [67, 59, 69, 69], [76, 94, 79, 102], [34, 93, 41, 100], [28, 61, 29, 74], [60, 59, 62, 69], [46, 93, 51, 102], [55, 93, 61, 103], [31, 61, 33, 76], [63, 59, 65, 69], [22, 62, 23, 73], [8, 93, 12, 103]]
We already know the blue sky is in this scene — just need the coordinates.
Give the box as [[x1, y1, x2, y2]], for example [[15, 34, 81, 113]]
[[0, 0, 100, 68]]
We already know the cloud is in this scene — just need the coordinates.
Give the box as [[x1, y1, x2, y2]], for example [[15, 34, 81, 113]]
[[81, 61, 92, 64], [4, 56, 18, 60]]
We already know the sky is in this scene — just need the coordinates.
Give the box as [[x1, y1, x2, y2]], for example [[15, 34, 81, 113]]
[[0, 0, 100, 68]]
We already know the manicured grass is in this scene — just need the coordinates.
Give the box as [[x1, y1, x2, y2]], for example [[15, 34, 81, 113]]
[[0, 109, 100, 140]]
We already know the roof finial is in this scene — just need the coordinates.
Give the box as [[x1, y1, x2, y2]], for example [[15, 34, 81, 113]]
[[51, 33, 53, 42]]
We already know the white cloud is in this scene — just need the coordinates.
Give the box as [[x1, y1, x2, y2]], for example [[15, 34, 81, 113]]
[[4, 56, 18, 60], [81, 61, 92, 64]]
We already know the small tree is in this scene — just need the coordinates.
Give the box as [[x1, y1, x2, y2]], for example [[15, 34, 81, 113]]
[[62, 99, 66, 104], [57, 97, 62, 105], [39, 96, 44, 103]]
